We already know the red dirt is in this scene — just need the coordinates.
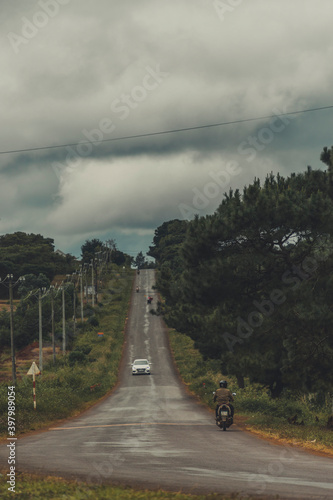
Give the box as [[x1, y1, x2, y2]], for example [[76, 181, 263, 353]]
[[0, 341, 60, 382], [0, 300, 19, 312]]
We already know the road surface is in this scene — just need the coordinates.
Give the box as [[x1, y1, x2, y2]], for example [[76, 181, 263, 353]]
[[1, 270, 332, 499]]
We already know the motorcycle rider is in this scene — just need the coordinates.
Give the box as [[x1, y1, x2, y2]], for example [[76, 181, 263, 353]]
[[214, 380, 234, 420]]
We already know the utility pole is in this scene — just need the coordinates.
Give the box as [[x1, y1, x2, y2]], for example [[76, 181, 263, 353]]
[[95, 261, 99, 304], [0, 275, 25, 383], [62, 285, 66, 353], [38, 288, 43, 372], [50, 286, 56, 364], [67, 274, 76, 336], [2, 274, 25, 383], [84, 263, 89, 305], [95, 252, 103, 303], [79, 271, 84, 322], [73, 276, 76, 336], [91, 259, 95, 307], [8, 275, 15, 384]]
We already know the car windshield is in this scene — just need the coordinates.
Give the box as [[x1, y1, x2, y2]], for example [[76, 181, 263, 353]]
[[134, 360, 148, 365]]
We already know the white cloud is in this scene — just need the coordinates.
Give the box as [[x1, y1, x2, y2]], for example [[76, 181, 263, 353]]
[[45, 152, 237, 232]]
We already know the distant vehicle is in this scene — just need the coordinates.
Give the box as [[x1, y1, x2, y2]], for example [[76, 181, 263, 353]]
[[132, 359, 151, 375]]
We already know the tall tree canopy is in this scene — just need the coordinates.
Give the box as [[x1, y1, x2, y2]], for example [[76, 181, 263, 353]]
[[148, 219, 188, 302], [81, 238, 132, 267], [151, 160, 333, 396], [0, 232, 75, 298]]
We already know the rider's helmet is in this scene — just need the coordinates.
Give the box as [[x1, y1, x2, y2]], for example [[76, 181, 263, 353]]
[[219, 380, 227, 388]]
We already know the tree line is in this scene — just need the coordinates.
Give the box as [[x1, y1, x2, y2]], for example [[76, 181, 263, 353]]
[[0, 232, 76, 299], [0, 233, 135, 351], [148, 146, 333, 397]]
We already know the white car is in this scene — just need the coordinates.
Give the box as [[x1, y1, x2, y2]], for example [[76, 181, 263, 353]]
[[132, 358, 151, 375]]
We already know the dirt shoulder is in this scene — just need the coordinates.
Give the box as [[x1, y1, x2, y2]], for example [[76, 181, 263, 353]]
[[235, 415, 333, 458]]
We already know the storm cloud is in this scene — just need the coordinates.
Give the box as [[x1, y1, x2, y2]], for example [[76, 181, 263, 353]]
[[1, 0, 333, 257]]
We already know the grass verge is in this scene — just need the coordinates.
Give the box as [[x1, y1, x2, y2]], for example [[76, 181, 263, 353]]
[[168, 328, 333, 456], [0, 267, 133, 437], [0, 471, 273, 500]]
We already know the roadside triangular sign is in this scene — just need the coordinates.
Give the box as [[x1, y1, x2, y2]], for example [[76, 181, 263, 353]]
[[27, 361, 41, 376]]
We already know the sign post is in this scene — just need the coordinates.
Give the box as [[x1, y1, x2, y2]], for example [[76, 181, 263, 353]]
[[27, 362, 41, 410]]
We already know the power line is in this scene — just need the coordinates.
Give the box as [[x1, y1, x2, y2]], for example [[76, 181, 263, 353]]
[[0, 104, 333, 157]]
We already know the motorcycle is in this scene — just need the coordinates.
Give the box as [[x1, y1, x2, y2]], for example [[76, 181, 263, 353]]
[[136, 286, 139, 292], [147, 296, 153, 304], [213, 392, 236, 431]]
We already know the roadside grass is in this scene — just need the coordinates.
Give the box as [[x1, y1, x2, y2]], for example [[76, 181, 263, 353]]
[[0, 471, 271, 500], [0, 268, 133, 437], [168, 329, 333, 455]]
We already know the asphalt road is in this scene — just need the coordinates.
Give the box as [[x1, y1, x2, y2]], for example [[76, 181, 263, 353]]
[[1, 269, 332, 499]]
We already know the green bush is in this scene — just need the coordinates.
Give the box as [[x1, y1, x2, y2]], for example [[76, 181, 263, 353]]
[[68, 350, 88, 366], [88, 315, 99, 326]]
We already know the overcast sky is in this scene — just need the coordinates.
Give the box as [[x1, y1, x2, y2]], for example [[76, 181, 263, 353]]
[[1, 0, 333, 259]]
